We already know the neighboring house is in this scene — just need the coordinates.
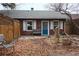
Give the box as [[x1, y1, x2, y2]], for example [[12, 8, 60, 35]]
[[71, 14, 79, 34], [71, 14, 79, 20], [0, 10, 69, 36]]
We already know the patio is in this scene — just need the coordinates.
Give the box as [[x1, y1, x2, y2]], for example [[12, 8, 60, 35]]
[[18, 36, 47, 40]]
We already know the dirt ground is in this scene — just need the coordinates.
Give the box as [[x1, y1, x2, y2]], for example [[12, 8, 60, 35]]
[[1, 35, 79, 56]]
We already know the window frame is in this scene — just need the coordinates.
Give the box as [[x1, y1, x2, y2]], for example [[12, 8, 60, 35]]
[[53, 20, 59, 29], [23, 20, 33, 31]]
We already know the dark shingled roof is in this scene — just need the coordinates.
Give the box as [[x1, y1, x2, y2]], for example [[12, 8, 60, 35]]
[[0, 10, 69, 19]]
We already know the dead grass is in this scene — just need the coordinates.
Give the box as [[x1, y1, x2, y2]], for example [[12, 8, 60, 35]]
[[1, 36, 79, 56]]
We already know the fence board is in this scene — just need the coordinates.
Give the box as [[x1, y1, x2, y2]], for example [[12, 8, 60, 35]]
[[0, 20, 20, 43]]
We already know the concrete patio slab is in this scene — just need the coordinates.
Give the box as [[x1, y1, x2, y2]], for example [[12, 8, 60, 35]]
[[18, 36, 48, 40]]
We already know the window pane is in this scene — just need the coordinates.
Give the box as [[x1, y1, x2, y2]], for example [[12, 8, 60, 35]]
[[54, 21, 58, 29], [26, 21, 33, 30], [54, 26, 58, 29], [54, 22, 58, 25], [27, 26, 32, 30], [27, 21, 32, 25]]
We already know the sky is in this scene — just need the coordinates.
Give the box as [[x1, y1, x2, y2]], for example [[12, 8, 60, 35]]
[[0, 3, 49, 10], [0, 3, 79, 14], [15, 3, 48, 10]]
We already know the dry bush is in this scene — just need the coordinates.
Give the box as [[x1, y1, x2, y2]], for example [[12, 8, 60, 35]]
[[61, 38, 72, 47], [51, 27, 60, 44]]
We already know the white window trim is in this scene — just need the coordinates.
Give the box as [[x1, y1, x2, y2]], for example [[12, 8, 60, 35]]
[[50, 21, 54, 29], [26, 20, 33, 31], [23, 20, 26, 31], [60, 21, 63, 29], [33, 20, 36, 30]]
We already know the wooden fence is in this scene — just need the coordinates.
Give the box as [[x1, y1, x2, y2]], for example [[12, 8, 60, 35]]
[[0, 20, 20, 43]]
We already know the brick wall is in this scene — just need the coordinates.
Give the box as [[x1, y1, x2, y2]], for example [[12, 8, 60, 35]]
[[20, 20, 41, 35]]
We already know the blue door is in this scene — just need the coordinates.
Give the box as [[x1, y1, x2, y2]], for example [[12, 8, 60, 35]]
[[42, 22, 48, 35]]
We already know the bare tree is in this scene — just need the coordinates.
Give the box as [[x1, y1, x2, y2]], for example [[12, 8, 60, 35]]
[[48, 3, 78, 20], [48, 3, 79, 34], [1, 3, 16, 9]]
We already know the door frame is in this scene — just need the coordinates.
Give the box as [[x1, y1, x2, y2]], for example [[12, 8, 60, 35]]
[[41, 20, 49, 36]]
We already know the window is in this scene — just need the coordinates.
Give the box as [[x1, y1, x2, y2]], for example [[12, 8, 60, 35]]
[[53, 21, 59, 29], [27, 21, 33, 30], [23, 20, 33, 31]]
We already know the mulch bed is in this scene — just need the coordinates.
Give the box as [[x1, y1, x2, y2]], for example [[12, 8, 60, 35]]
[[1, 37, 79, 56]]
